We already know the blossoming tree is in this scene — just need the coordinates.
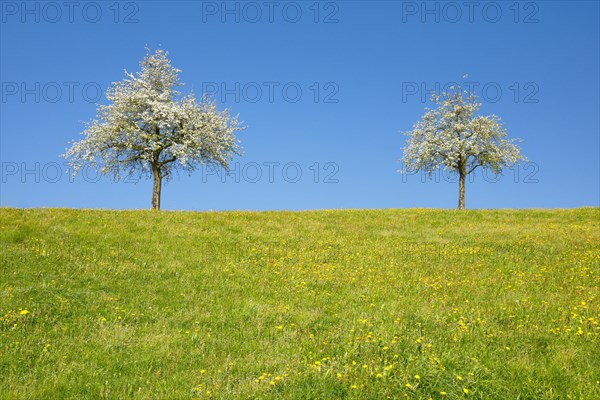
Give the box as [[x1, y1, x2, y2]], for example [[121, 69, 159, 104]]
[[64, 48, 243, 210], [401, 86, 524, 209]]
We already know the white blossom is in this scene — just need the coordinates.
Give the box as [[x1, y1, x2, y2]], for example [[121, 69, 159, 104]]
[[63, 48, 243, 209], [401, 85, 525, 208]]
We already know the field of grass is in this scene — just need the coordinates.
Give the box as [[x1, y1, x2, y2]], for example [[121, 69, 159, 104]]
[[0, 208, 599, 399]]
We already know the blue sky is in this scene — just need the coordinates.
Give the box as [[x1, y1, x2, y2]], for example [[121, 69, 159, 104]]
[[1, 0, 599, 210]]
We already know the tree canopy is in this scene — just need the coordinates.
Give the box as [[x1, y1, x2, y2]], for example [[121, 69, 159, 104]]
[[402, 86, 525, 209], [64, 48, 243, 209]]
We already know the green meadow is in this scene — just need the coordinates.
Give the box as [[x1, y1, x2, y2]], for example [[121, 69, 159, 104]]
[[0, 208, 598, 399]]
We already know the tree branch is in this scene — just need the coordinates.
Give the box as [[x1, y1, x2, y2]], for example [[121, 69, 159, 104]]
[[467, 163, 482, 174], [159, 156, 177, 167]]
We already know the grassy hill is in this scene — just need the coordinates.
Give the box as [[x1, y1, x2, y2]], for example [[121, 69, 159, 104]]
[[1, 208, 599, 399]]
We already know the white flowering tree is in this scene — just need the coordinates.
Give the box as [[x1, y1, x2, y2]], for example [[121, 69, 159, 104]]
[[401, 86, 524, 209], [64, 48, 243, 210]]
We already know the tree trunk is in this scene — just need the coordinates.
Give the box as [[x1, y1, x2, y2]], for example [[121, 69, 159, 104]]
[[458, 168, 466, 210], [152, 166, 162, 210]]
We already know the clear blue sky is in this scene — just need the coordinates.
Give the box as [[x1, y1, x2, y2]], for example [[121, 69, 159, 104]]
[[1, 1, 598, 210]]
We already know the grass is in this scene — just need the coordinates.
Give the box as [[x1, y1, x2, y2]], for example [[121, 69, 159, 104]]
[[0, 207, 599, 399]]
